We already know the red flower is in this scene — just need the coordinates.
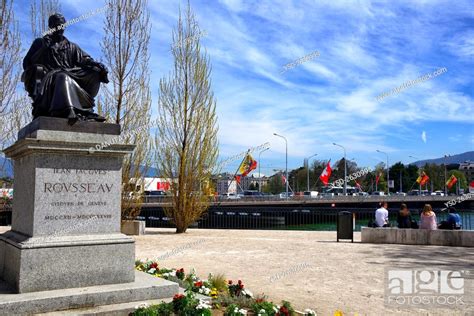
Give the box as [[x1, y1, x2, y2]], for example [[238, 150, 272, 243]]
[[228, 280, 233, 285], [178, 268, 184, 273], [278, 306, 290, 316], [150, 262, 158, 269], [194, 281, 203, 287], [238, 280, 242, 285], [173, 294, 184, 300]]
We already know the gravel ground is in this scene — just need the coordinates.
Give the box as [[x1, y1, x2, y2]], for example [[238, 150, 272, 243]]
[[1, 226, 472, 315], [134, 228, 474, 316]]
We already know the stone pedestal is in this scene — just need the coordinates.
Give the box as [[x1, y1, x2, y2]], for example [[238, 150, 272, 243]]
[[0, 117, 178, 313], [121, 220, 146, 236]]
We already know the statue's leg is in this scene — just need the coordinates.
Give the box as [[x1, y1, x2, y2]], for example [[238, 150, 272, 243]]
[[79, 71, 101, 97], [50, 72, 79, 120]]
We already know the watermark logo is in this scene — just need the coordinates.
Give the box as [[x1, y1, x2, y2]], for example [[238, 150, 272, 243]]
[[269, 262, 311, 283], [385, 269, 469, 308]]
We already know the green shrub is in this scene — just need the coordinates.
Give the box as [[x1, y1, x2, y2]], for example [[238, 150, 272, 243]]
[[209, 273, 228, 292]]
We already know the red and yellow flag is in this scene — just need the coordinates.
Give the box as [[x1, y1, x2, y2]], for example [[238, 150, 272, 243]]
[[238, 153, 257, 177], [446, 175, 458, 189], [417, 171, 429, 186]]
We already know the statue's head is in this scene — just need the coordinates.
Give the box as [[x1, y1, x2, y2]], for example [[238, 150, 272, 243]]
[[48, 13, 66, 36]]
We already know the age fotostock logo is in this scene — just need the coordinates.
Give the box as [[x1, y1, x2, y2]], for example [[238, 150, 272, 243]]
[[385, 269, 470, 308]]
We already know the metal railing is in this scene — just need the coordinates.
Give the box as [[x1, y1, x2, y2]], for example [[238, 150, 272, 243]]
[[143, 194, 470, 205], [138, 207, 473, 231]]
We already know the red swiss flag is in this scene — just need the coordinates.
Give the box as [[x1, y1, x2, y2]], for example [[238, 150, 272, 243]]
[[319, 160, 332, 185]]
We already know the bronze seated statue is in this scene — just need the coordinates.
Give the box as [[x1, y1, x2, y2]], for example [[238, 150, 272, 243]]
[[22, 13, 108, 124]]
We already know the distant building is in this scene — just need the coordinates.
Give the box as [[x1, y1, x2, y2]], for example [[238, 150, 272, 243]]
[[215, 174, 269, 195], [216, 176, 237, 195], [459, 161, 474, 184], [132, 177, 173, 192]]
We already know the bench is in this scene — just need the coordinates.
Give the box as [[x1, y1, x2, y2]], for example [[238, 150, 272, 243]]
[[361, 227, 474, 247]]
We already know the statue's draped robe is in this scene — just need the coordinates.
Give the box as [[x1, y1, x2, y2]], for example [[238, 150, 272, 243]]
[[23, 35, 101, 119]]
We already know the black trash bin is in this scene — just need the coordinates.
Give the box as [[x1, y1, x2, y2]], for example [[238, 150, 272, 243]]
[[337, 211, 353, 242]]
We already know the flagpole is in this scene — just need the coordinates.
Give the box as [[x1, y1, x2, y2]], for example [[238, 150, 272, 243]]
[[227, 150, 250, 195]]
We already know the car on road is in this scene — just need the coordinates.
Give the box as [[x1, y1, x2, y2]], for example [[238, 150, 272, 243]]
[[144, 190, 167, 196], [279, 192, 294, 199], [356, 192, 369, 196], [226, 193, 241, 200], [395, 192, 407, 196], [431, 190, 445, 196], [371, 191, 385, 196], [303, 191, 319, 198], [243, 190, 264, 197], [408, 189, 430, 196]]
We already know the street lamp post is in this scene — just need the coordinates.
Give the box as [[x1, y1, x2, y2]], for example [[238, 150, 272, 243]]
[[258, 147, 270, 192], [444, 154, 450, 196], [333, 143, 347, 195], [305, 153, 318, 192], [409, 155, 421, 194], [377, 150, 389, 195], [273, 133, 288, 199]]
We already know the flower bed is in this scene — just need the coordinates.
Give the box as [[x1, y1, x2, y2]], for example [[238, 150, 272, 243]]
[[133, 260, 317, 316]]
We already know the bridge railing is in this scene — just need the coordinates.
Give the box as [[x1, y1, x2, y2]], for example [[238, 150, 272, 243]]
[[138, 207, 473, 231], [143, 194, 469, 205]]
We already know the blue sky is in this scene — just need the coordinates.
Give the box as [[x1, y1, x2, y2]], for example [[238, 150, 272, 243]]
[[14, 0, 474, 174]]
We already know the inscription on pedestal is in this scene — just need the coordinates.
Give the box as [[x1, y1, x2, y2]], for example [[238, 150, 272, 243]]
[[34, 166, 122, 236]]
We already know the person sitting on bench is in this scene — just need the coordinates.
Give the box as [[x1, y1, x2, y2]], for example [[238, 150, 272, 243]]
[[397, 203, 412, 228], [420, 204, 437, 230], [438, 207, 462, 230], [375, 201, 390, 227]]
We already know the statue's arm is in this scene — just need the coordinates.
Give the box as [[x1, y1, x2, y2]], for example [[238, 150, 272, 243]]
[[73, 44, 109, 83], [22, 38, 44, 70]]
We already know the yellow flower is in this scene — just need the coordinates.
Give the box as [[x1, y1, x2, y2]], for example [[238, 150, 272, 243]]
[[210, 288, 218, 299], [334, 311, 344, 316]]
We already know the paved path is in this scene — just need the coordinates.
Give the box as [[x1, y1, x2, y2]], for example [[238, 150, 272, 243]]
[[134, 228, 473, 315], [1, 226, 472, 315]]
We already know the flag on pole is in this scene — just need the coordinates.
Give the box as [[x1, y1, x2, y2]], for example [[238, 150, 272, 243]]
[[282, 175, 287, 184], [238, 153, 257, 177], [446, 175, 458, 189], [376, 172, 382, 185], [417, 171, 429, 186], [355, 180, 362, 189], [234, 175, 241, 184], [319, 160, 332, 185]]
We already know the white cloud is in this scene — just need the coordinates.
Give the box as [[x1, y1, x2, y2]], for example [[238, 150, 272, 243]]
[[421, 131, 427, 144]]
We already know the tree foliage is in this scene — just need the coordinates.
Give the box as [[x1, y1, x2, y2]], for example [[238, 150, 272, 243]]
[[154, 3, 219, 233], [101, 0, 152, 221]]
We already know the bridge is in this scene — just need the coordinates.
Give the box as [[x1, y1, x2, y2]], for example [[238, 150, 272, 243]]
[[143, 195, 473, 209], [140, 195, 474, 231]]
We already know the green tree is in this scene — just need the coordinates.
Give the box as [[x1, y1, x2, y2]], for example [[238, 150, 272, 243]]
[[102, 0, 152, 222], [422, 163, 444, 191], [374, 163, 387, 192], [263, 173, 284, 194], [155, 3, 219, 233], [310, 160, 327, 191], [447, 170, 467, 194]]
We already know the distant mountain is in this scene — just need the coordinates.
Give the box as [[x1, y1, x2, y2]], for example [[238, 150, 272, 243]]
[[411, 151, 474, 167]]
